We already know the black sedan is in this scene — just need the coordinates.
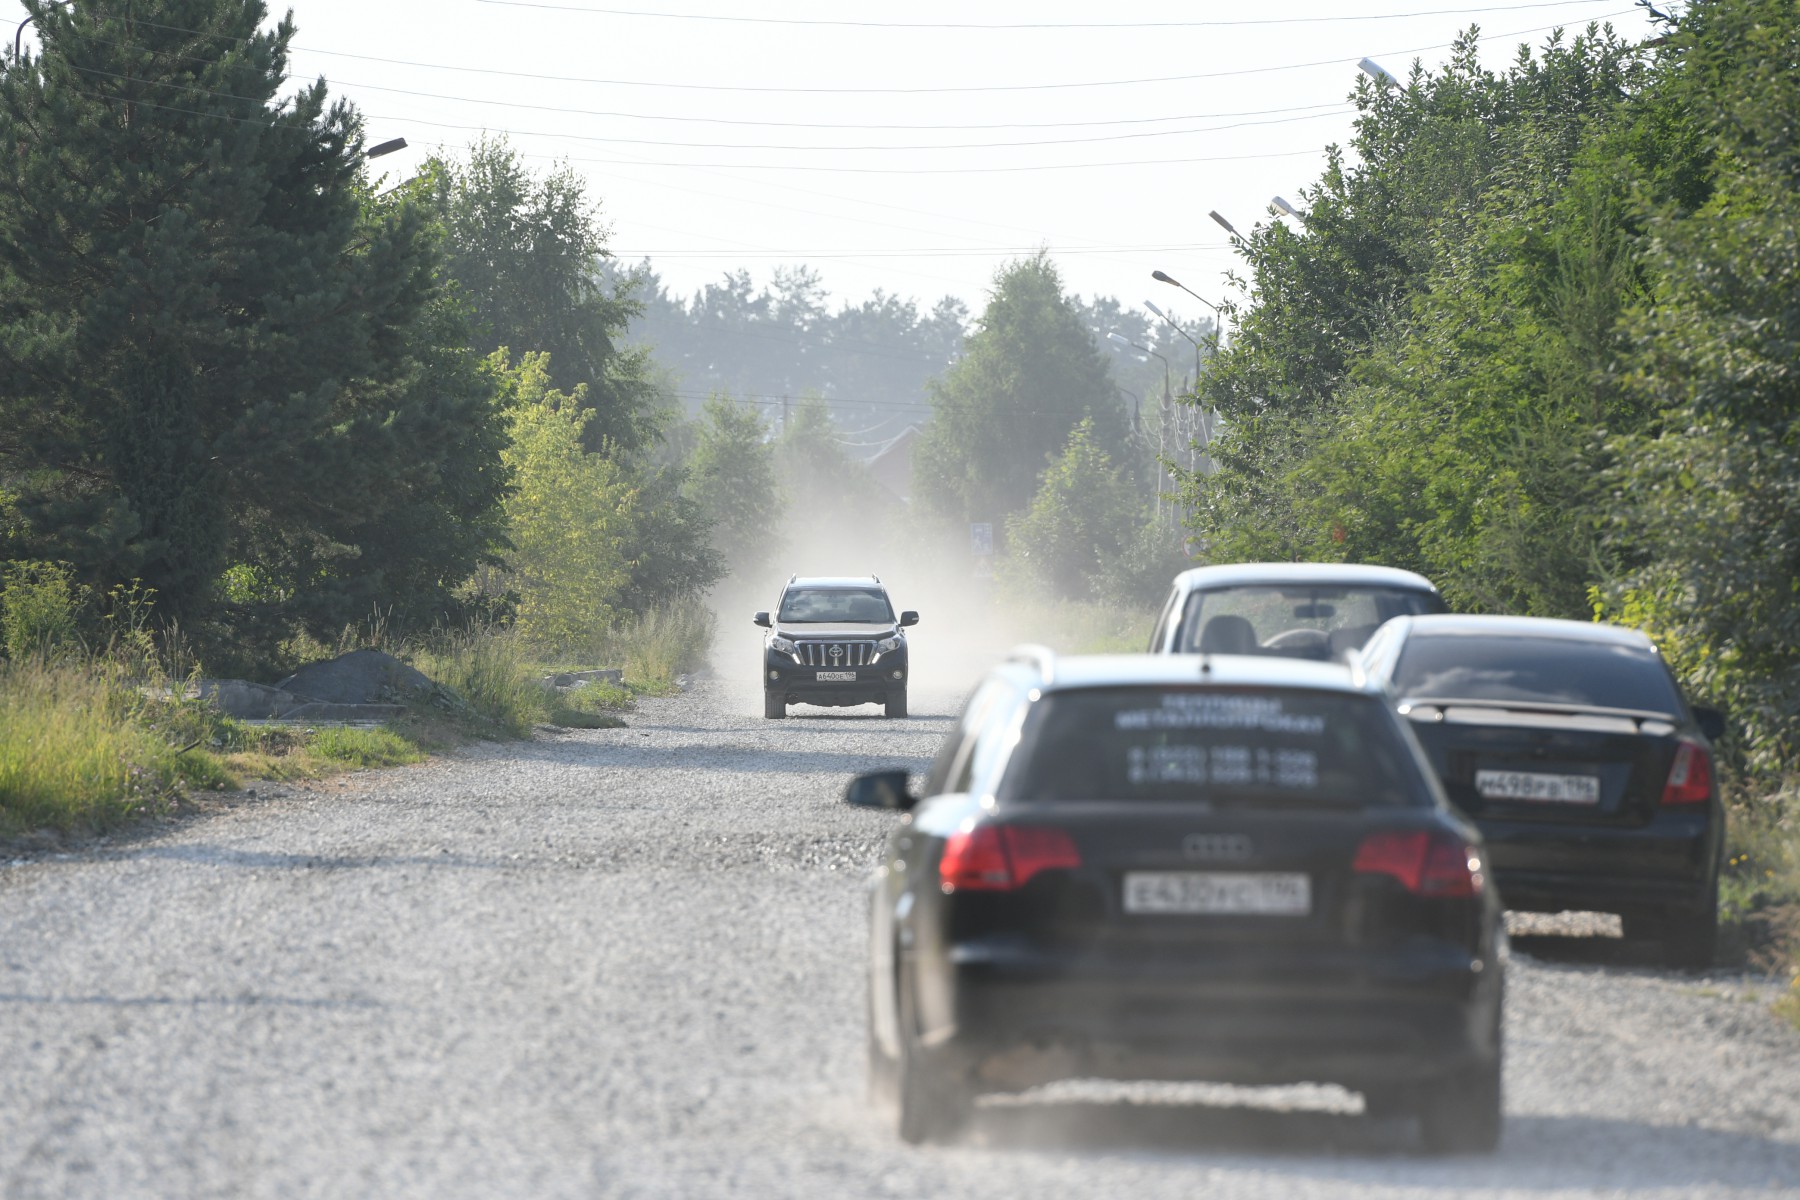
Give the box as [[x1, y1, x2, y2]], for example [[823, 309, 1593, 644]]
[[847, 650, 1505, 1151], [1356, 615, 1727, 968]]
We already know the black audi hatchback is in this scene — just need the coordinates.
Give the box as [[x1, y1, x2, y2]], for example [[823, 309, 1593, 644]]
[[848, 649, 1505, 1151], [1357, 615, 1726, 968]]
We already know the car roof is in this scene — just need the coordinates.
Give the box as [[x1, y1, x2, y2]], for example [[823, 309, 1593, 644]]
[[786, 576, 883, 589], [1173, 562, 1439, 593], [1394, 613, 1657, 650], [999, 649, 1382, 697]]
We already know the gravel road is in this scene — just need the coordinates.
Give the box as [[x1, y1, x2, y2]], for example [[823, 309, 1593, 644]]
[[3, 674, 1800, 1198]]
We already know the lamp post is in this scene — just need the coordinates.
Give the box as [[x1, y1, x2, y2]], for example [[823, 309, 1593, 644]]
[[1109, 331, 1173, 524], [1144, 298, 1201, 385], [14, 0, 73, 59], [365, 137, 408, 159], [1151, 269, 1226, 354], [1271, 195, 1303, 221], [1151, 270, 1228, 478]]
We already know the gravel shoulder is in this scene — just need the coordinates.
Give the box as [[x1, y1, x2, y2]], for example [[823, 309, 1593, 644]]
[[2, 678, 1799, 1198]]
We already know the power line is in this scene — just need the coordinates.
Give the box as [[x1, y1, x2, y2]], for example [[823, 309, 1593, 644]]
[[63, 65, 1356, 150], [320, 84, 1354, 132], [614, 246, 1234, 258], [473, 0, 1623, 30], [282, 13, 1640, 95]]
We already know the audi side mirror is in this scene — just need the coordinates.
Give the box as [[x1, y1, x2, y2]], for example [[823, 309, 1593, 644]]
[[844, 769, 915, 811], [753, 611, 771, 628], [899, 611, 920, 627], [1693, 705, 1727, 743]]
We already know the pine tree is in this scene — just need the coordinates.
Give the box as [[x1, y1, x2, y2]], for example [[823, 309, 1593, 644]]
[[913, 254, 1127, 539], [0, 0, 507, 650]]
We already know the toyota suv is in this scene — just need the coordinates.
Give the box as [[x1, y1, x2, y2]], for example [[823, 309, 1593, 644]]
[[755, 576, 917, 719]]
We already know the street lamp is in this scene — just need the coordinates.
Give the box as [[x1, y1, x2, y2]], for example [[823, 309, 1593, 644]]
[[1271, 195, 1303, 220], [1358, 57, 1399, 87], [1207, 209, 1239, 239], [1144, 299, 1202, 385], [1151, 269, 1226, 353], [14, 0, 73, 59], [1106, 330, 1169, 398], [365, 137, 408, 159]]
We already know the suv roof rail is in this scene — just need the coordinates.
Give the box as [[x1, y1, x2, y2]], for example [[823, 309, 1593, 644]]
[[1006, 643, 1056, 684], [788, 574, 797, 583], [870, 574, 880, 583]]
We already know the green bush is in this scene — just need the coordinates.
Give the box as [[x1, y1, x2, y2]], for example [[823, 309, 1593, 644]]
[[1, 561, 86, 661]]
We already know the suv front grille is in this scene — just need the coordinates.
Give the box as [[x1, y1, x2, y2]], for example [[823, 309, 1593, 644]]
[[794, 640, 879, 667]]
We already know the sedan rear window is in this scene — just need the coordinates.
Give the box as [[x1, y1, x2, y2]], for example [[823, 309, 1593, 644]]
[[778, 588, 893, 623], [1392, 636, 1684, 715], [998, 687, 1427, 807]]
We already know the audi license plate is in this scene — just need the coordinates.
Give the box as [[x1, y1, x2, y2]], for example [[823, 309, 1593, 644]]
[[1122, 871, 1310, 916], [1475, 769, 1601, 804], [815, 671, 857, 682]]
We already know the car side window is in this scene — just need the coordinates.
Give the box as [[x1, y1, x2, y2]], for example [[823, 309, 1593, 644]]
[[1148, 586, 1181, 652], [924, 678, 1009, 796], [962, 693, 1028, 797]]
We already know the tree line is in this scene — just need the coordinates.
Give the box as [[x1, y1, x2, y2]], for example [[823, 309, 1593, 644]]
[[0, 1, 698, 672], [1180, 0, 1800, 779]]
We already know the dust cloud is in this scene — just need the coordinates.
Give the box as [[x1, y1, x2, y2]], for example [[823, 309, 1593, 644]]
[[706, 502, 1096, 699]]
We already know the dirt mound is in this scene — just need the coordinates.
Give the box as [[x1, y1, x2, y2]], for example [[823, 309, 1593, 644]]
[[277, 649, 435, 705]]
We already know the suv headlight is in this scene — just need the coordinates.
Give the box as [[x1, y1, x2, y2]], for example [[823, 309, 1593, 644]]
[[769, 635, 799, 659], [874, 635, 902, 654]]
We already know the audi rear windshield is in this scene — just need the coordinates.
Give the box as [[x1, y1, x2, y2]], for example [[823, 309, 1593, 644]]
[[998, 687, 1428, 807], [778, 587, 893, 623], [1392, 636, 1684, 715]]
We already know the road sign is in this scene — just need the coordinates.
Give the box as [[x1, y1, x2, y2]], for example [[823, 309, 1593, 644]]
[[970, 523, 993, 557]]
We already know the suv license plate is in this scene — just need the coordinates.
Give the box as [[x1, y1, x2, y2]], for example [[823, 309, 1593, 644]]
[[1122, 871, 1310, 916], [815, 671, 857, 682], [1475, 769, 1601, 804]]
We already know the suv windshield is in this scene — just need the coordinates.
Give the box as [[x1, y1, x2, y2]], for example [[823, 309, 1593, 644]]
[[1177, 585, 1443, 660], [998, 686, 1426, 807], [778, 587, 893, 624], [1393, 635, 1684, 715]]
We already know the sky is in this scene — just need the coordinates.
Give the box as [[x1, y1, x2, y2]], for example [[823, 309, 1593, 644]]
[[8, 0, 1664, 323]]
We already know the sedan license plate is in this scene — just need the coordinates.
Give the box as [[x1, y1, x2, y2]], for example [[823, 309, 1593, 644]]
[[1123, 871, 1310, 916], [815, 671, 857, 682], [1475, 769, 1601, 804]]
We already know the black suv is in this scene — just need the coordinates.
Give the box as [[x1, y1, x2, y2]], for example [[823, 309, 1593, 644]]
[[754, 576, 917, 719]]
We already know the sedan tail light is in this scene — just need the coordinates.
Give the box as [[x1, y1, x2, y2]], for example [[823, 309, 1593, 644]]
[[940, 824, 1081, 893], [1661, 739, 1713, 806], [1353, 831, 1483, 898]]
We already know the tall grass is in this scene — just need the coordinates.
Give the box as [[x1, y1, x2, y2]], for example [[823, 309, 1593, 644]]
[[1001, 596, 1157, 655], [594, 599, 715, 691], [0, 657, 227, 835], [410, 625, 553, 738]]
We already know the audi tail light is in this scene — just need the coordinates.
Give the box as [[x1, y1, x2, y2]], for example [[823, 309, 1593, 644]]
[[940, 824, 1081, 893], [1353, 830, 1483, 898]]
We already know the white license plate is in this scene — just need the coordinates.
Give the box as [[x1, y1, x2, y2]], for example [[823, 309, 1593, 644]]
[[815, 671, 857, 682], [1475, 769, 1601, 804], [1122, 871, 1311, 916]]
